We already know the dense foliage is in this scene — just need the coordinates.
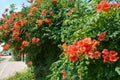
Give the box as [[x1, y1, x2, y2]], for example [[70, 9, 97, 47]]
[[6, 69, 34, 80], [0, 0, 120, 80], [49, 0, 120, 80]]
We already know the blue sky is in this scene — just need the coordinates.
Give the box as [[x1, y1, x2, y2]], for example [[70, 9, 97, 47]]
[[0, 0, 30, 17]]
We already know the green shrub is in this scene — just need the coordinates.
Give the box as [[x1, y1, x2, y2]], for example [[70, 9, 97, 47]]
[[6, 69, 34, 80], [49, 0, 120, 80]]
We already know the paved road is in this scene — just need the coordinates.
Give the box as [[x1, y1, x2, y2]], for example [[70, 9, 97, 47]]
[[0, 56, 11, 72], [0, 56, 27, 80]]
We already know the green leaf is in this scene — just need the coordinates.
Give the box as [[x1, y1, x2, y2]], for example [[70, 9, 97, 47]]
[[115, 67, 120, 75]]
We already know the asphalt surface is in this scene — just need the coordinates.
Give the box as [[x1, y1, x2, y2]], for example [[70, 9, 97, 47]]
[[0, 56, 27, 80]]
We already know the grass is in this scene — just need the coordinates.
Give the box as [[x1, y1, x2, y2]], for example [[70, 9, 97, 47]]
[[5, 69, 35, 80]]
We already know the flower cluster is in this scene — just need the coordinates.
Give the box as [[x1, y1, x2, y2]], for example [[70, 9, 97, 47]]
[[35, 0, 43, 4], [98, 32, 106, 41], [21, 40, 29, 48], [35, 9, 52, 26], [62, 38, 100, 62], [32, 37, 40, 44], [42, 10, 53, 15], [68, 7, 76, 16], [52, 0, 58, 5], [62, 70, 67, 79], [102, 49, 119, 63], [2, 44, 10, 51], [12, 18, 27, 42], [27, 61, 33, 66], [62, 32, 119, 63], [36, 20, 43, 26], [96, 1, 120, 12], [28, 4, 38, 16], [96, 1, 110, 12]]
